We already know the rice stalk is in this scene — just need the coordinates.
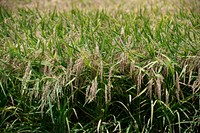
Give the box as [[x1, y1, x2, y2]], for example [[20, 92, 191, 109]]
[[188, 70, 193, 85], [107, 66, 113, 102], [97, 119, 102, 133], [100, 60, 103, 82], [176, 72, 181, 101], [65, 57, 74, 102], [113, 121, 121, 132], [71, 82, 74, 102], [165, 88, 169, 107]]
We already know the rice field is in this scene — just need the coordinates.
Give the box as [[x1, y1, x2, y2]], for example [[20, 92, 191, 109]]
[[0, 0, 200, 132]]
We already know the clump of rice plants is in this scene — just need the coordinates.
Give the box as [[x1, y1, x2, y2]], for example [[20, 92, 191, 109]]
[[0, 2, 199, 132]]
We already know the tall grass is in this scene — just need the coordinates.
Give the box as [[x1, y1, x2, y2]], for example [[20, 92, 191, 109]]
[[0, 4, 199, 132]]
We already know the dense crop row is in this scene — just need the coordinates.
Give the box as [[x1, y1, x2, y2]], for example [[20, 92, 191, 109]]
[[0, 5, 199, 132]]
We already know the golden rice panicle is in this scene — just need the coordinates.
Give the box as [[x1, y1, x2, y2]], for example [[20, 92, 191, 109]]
[[41, 81, 51, 118], [119, 52, 127, 74], [73, 56, 85, 86], [129, 61, 135, 78], [73, 57, 84, 76], [23, 61, 31, 79], [156, 75, 163, 100], [85, 77, 98, 103], [148, 79, 153, 100], [137, 70, 142, 94], [105, 85, 108, 104], [22, 62, 31, 95]]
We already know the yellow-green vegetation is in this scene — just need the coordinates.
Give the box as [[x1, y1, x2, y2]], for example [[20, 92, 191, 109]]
[[0, 0, 199, 132]]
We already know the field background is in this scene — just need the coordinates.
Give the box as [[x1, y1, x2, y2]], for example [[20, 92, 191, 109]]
[[1, 0, 199, 12]]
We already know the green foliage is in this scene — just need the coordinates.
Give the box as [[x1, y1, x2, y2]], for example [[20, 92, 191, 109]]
[[0, 5, 199, 133]]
